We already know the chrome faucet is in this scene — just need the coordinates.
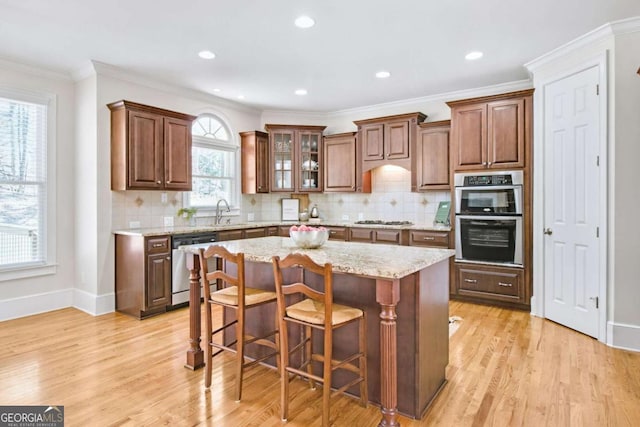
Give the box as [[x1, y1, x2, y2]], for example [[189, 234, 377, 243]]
[[215, 199, 231, 225]]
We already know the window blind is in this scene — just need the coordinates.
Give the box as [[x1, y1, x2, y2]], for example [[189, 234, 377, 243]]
[[0, 96, 47, 269]]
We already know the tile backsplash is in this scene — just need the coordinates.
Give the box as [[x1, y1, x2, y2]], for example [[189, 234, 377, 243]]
[[112, 166, 451, 230]]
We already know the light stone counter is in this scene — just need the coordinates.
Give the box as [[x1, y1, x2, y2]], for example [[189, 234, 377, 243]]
[[113, 221, 451, 237], [179, 236, 453, 280]]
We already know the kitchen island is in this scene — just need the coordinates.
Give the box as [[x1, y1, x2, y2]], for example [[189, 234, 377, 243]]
[[180, 236, 454, 426]]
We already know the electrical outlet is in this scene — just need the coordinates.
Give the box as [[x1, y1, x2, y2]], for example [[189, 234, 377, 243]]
[[358, 212, 364, 221], [129, 221, 141, 229], [163, 216, 174, 227], [247, 213, 255, 222], [341, 214, 349, 221], [160, 192, 168, 203]]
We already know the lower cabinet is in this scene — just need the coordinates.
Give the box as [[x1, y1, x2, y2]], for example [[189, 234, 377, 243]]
[[115, 234, 171, 319], [325, 226, 348, 241], [349, 227, 406, 245], [453, 263, 525, 305], [408, 230, 450, 248]]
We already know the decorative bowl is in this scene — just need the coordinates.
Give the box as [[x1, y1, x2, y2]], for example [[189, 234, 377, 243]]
[[289, 227, 329, 249]]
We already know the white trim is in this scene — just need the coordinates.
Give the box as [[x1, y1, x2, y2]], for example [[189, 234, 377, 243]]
[[607, 321, 640, 353], [0, 56, 73, 82], [525, 17, 640, 73], [0, 264, 57, 282], [73, 289, 115, 316], [334, 79, 532, 116], [85, 61, 261, 115], [0, 288, 73, 322], [531, 52, 609, 343]]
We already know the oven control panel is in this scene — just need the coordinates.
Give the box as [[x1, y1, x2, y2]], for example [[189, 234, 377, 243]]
[[464, 175, 513, 186]]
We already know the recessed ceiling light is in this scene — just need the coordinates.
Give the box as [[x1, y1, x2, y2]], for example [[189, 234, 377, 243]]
[[375, 71, 391, 79], [198, 50, 216, 59], [213, 88, 221, 93], [237, 95, 245, 100], [295, 15, 315, 29], [465, 51, 483, 60], [295, 89, 308, 96]]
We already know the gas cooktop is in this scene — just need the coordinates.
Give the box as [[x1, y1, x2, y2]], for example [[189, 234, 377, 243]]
[[354, 220, 413, 226]]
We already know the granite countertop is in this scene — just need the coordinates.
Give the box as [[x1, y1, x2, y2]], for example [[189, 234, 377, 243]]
[[179, 236, 454, 280], [113, 221, 451, 237]]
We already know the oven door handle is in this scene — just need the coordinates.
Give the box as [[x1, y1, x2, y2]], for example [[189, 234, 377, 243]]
[[456, 215, 522, 222], [455, 185, 522, 192]]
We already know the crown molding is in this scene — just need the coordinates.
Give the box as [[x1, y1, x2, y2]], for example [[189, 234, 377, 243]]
[[80, 60, 261, 115], [0, 56, 72, 81], [525, 16, 640, 73]]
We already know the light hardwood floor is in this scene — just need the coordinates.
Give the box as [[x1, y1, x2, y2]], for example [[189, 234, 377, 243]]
[[1, 301, 638, 426]]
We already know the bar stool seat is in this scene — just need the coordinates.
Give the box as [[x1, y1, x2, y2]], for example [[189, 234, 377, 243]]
[[286, 299, 363, 325], [210, 286, 277, 306]]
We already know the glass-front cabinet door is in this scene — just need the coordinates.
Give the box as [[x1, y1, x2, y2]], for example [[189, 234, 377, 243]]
[[299, 131, 321, 192], [271, 129, 294, 192], [266, 125, 326, 193]]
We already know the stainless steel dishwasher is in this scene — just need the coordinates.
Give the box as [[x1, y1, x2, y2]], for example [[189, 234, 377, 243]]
[[171, 232, 218, 307]]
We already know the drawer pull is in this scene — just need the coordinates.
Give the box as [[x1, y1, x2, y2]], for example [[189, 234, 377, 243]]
[[498, 282, 513, 287], [423, 237, 435, 240], [152, 243, 164, 248], [464, 279, 477, 284], [330, 231, 336, 235]]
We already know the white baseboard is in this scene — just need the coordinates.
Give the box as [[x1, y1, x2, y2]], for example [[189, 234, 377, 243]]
[[73, 289, 115, 316], [0, 289, 115, 322], [607, 321, 640, 352], [0, 288, 74, 322]]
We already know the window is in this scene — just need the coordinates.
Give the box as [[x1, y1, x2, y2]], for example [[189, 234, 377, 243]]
[[0, 91, 53, 275], [186, 114, 238, 212]]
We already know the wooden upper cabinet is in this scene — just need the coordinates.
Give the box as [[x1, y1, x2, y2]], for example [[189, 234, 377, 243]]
[[240, 131, 270, 194], [108, 100, 196, 191], [385, 119, 411, 159], [354, 112, 426, 172], [265, 124, 326, 193], [163, 117, 193, 190], [447, 89, 533, 171], [324, 132, 357, 192], [361, 123, 384, 161], [414, 120, 450, 191]]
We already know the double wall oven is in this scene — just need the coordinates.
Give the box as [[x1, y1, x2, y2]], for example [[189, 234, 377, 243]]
[[454, 171, 523, 267]]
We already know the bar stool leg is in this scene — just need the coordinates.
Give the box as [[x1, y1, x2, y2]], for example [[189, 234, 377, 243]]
[[305, 325, 316, 390], [322, 329, 332, 427], [280, 318, 290, 422], [235, 310, 245, 402], [359, 313, 368, 406]]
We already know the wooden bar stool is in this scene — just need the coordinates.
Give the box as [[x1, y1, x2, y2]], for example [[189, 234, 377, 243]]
[[272, 253, 367, 427], [199, 245, 279, 401]]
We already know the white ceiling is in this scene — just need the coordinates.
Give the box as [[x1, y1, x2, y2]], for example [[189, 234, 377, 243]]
[[1, 1, 639, 112]]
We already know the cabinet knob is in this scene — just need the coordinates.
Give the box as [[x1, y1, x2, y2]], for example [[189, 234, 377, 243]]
[[487, 162, 492, 166], [543, 228, 553, 235], [482, 162, 487, 166], [166, 256, 171, 261], [156, 180, 162, 184]]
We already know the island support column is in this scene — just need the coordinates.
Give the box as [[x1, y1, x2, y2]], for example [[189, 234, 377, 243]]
[[184, 253, 205, 370], [376, 278, 401, 427]]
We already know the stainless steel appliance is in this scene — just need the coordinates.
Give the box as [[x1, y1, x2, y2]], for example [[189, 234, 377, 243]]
[[454, 171, 523, 267], [171, 232, 218, 306]]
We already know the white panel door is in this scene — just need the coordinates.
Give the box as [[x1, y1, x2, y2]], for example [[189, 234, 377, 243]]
[[543, 66, 600, 338]]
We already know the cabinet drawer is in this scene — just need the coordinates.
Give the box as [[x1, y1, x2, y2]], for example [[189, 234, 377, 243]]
[[244, 228, 267, 239], [218, 230, 244, 241], [456, 264, 523, 302], [375, 230, 402, 245], [146, 236, 170, 254], [350, 228, 375, 242], [326, 226, 348, 241], [409, 230, 449, 248]]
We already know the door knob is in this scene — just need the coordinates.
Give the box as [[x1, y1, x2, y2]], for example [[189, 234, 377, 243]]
[[543, 228, 553, 235]]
